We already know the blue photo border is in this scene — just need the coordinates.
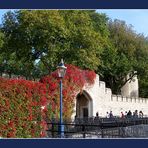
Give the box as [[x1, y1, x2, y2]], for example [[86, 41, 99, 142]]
[[0, 0, 148, 9], [1, 139, 148, 148], [1, 0, 148, 147]]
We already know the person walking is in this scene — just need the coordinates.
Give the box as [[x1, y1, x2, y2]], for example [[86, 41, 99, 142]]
[[121, 112, 125, 118], [106, 112, 110, 118], [109, 111, 113, 118]]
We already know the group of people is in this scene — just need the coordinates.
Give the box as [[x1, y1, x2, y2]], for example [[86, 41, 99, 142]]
[[120, 110, 144, 118], [106, 111, 113, 118], [95, 110, 144, 119], [95, 111, 114, 119]]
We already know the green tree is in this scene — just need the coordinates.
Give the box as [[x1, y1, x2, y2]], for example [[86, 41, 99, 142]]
[[1, 10, 109, 77], [60, 10, 108, 70], [0, 31, 4, 48], [99, 19, 148, 96], [2, 10, 69, 73], [0, 30, 5, 75]]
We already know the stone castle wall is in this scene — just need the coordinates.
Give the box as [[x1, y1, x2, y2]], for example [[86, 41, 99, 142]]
[[81, 74, 148, 118]]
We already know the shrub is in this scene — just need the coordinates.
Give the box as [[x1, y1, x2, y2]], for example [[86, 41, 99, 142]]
[[0, 64, 96, 138], [0, 78, 48, 138]]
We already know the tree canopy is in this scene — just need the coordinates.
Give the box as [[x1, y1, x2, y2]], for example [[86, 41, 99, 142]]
[[1, 10, 108, 73], [1, 10, 148, 97]]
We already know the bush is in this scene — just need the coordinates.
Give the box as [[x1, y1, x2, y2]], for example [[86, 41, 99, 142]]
[[0, 78, 48, 138], [0, 64, 96, 138]]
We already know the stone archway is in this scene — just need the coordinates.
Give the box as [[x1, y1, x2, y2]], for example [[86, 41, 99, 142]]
[[76, 90, 93, 118]]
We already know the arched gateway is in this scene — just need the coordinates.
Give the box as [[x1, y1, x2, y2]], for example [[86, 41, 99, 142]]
[[76, 90, 93, 118]]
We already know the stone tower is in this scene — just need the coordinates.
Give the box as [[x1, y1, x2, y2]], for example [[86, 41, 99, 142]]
[[121, 72, 139, 98]]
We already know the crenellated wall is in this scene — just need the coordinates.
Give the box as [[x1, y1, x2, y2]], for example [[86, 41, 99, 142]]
[[73, 74, 148, 119]]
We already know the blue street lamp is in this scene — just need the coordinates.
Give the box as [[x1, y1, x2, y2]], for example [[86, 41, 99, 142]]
[[57, 59, 67, 138]]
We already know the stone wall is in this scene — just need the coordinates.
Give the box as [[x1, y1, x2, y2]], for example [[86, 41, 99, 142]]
[[73, 74, 148, 118]]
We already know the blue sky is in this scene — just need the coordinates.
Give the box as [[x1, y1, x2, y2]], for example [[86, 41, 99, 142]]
[[0, 9, 148, 36], [0, 9, 11, 23], [97, 9, 148, 36]]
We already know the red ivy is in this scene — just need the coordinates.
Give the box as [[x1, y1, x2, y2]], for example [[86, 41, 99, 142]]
[[40, 64, 96, 121], [0, 64, 96, 138]]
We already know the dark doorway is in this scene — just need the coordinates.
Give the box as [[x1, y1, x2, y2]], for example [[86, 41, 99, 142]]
[[76, 91, 93, 118], [83, 108, 88, 117]]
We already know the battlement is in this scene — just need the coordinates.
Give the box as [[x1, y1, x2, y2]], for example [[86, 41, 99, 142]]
[[99, 81, 105, 88], [111, 94, 148, 104], [95, 74, 147, 104], [105, 88, 112, 94], [93, 75, 148, 106], [99, 81, 106, 94], [76, 74, 148, 118]]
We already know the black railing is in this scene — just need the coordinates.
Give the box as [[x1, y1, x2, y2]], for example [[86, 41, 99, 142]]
[[46, 117, 148, 138]]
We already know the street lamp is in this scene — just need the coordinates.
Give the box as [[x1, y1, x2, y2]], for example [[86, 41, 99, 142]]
[[57, 59, 67, 138]]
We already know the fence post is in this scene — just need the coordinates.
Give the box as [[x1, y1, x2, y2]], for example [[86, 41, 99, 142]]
[[120, 127, 125, 138], [100, 121, 104, 138], [51, 123, 55, 138], [101, 128, 104, 138], [82, 125, 86, 138]]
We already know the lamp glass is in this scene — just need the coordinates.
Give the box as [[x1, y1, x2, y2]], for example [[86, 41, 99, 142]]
[[57, 59, 67, 78], [58, 67, 66, 78]]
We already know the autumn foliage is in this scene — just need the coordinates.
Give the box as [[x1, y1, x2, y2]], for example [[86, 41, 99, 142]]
[[0, 64, 96, 138]]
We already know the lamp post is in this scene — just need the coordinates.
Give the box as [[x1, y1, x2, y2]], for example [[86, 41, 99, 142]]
[[57, 59, 67, 138]]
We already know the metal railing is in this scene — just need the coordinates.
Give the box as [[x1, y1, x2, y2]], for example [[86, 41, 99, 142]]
[[46, 117, 148, 138]]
